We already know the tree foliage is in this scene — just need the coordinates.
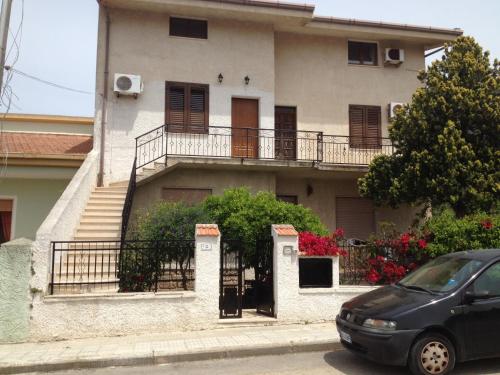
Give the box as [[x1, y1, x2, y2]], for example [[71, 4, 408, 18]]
[[204, 188, 328, 263], [359, 36, 500, 216]]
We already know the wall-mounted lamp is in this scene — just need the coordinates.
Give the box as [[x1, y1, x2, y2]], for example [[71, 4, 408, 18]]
[[307, 184, 314, 197], [244, 75, 250, 85], [218, 73, 224, 84]]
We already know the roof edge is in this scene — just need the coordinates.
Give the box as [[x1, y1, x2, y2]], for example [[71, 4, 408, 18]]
[[198, 0, 315, 12], [0, 113, 94, 125], [312, 16, 463, 36]]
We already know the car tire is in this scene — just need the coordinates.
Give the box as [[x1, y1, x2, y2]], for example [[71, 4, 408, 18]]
[[408, 333, 456, 375]]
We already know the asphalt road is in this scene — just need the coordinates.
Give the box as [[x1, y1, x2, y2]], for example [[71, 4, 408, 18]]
[[30, 350, 500, 375]]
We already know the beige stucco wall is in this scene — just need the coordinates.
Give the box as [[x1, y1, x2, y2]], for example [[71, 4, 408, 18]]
[[131, 167, 416, 235], [0, 179, 71, 240], [275, 32, 425, 137], [98, 8, 276, 183]]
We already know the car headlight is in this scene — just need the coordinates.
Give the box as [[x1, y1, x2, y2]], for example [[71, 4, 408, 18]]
[[362, 319, 397, 331]]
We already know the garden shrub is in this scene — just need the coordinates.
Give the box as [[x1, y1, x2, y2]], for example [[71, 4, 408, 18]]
[[204, 187, 328, 265], [299, 229, 346, 257], [423, 208, 500, 257], [119, 202, 210, 292]]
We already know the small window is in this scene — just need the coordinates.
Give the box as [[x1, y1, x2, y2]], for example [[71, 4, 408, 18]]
[[299, 258, 333, 288], [277, 195, 298, 205], [349, 105, 382, 149], [165, 81, 209, 133], [0, 199, 13, 244], [348, 41, 378, 66], [170, 17, 207, 39]]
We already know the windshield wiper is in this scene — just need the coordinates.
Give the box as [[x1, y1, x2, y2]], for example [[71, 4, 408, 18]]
[[397, 283, 436, 295]]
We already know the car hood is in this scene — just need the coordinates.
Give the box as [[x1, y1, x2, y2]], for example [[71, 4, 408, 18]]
[[342, 285, 438, 319]]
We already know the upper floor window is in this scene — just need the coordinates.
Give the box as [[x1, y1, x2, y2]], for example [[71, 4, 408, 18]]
[[348, 41, 378, 66], [165, 81, 209, 134], [349, 105, 381, 149], [169, 17, 208, 39], [0, 199, 13, 244]]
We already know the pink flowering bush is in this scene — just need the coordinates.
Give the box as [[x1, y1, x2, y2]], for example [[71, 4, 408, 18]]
[[299, 229, 347, 257], [365, 223, 429, 285]]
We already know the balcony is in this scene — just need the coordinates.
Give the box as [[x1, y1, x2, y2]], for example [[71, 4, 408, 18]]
[[135, 124, 394, 169]]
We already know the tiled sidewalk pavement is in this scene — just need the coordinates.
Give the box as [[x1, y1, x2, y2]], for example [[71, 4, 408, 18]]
[[0, 323, 341, 374]]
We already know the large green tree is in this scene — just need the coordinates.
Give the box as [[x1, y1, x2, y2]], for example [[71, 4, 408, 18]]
[[359, 36, 500, 216]]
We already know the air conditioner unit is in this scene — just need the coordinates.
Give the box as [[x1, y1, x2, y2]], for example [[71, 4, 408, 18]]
[[389, 102, 405, 118], [385, 48, 405, 65], [114, 73, 143, 98]]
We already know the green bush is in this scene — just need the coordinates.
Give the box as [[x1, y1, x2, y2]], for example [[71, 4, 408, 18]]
[[204, 188, 328, 265], [424, 208, 500, 257], [119, 202, 210, 292]]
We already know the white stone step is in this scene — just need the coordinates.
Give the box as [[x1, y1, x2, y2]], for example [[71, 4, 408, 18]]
[[85, 205, 123, 212], [73, 234, 121, 241], [78, 224, 121, 231], [87, 199, 124, 206], [89, 193, 127, 199], [108, 181, 129, 187], [80, 217, 122, 224]]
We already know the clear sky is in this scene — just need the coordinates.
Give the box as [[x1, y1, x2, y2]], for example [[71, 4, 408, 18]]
[[2, 0, 499, 117]]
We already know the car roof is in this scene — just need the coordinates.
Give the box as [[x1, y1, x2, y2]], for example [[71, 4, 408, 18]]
[[445, 249, 500, 262]]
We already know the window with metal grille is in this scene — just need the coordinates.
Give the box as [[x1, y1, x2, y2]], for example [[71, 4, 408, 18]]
[[349, 105, 382, 149], [348, 41, 378, 66], [165, 82, 209, 133], [169, 17, 207, 39]]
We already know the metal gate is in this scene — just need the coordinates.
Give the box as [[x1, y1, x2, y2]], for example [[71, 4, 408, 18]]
[[254, 238, 274, 317], [219, 239, 243, 319]]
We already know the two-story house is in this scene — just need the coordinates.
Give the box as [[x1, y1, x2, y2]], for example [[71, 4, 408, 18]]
[[82, 0, 462, 243]]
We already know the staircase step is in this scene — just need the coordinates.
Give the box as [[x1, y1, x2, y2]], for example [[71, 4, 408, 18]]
[[85, 205, 124, 212], [78, 224, 121, 231], [94, 187, 127, 193], [74, 235, 121, 241], [76, 230, 121, 238], [108, 181, 129, 187], [87, 199, 125, 206], [80, 218, 122, 225], [90, 193, 127, 199]]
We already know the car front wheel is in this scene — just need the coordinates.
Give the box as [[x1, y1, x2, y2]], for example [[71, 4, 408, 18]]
[[408, 333, 456, 375]]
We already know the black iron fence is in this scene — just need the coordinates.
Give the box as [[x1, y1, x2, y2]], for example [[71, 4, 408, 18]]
[[50, 240, 195, 295], [339, 241, 371, 286], [134, 124, 394, 170]]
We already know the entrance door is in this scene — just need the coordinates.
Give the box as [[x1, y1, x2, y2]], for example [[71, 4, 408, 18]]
[[232, 98, 259, 158], [254, 238, 274, 317], [220, 239, 243, 319], [275, 106, 297, 160]]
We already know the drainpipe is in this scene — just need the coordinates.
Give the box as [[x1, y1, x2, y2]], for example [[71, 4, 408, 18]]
[[97, 2, 110, 187]]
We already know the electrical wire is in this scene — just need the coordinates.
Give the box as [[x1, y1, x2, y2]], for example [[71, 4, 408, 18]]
[[6, 66, 93, 95]]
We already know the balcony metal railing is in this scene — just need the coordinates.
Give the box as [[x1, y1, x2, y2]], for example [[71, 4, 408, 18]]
[[135, 124, 394, 170]]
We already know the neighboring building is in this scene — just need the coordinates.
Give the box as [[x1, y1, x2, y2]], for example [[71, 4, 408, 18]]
[[87, 0, 461, 241], [0, 114, 93, 242]]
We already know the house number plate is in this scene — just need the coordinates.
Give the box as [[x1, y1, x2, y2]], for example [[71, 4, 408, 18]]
[[201, 243, 212, 251]]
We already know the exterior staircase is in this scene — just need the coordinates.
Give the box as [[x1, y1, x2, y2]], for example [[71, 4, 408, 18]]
[[74, 183, 128, 242]]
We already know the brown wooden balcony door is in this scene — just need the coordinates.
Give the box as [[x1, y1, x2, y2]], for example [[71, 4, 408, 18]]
[[275, 106, 297, 160], [232, 98, 259, 158]]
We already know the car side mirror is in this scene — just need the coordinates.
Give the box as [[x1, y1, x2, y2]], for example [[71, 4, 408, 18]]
[[465, 290, 491, 303]]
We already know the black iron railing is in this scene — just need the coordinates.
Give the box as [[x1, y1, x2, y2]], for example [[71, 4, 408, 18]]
[[339, 242, 371, 286], [49, 240, 195, 295], [121, 157, 137, 244], [134, 124, 393, 170]]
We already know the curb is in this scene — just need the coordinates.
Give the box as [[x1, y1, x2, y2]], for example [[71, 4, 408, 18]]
[[0, 341, 343, 374]]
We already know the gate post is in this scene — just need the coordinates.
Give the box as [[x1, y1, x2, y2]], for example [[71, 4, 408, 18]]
[[195, 224, 221, 317], [271, 225, 299, 320]]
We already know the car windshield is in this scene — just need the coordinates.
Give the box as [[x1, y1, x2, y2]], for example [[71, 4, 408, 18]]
[[398, 257, 484, 293]]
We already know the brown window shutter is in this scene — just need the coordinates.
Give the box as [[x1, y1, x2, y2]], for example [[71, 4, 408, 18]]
[[349, 105, 365, 148], [188, 86, 208, 133], [365, 106, 382, 149], [167, 84, 187, 132]]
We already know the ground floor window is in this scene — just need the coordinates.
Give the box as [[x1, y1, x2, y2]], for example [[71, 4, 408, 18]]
[[336, 197, 375, 240], [162, 188, 212, 204], [277, 195, 298, 205], [0, 199, 13, 244]]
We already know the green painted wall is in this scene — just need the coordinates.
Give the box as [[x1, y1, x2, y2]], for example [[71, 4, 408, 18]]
[[0, 178, 71, 240]]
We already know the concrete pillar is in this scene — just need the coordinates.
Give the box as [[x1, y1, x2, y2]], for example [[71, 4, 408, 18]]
[[194, 224, 221, 316], [271, 225, 299, 319], [0, 238, 33, 343]]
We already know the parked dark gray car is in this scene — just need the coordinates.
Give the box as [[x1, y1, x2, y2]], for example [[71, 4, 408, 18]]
[[336, 249, 500, 375]]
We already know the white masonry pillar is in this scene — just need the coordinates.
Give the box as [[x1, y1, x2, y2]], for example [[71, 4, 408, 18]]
[[195, 224, 221, 317]]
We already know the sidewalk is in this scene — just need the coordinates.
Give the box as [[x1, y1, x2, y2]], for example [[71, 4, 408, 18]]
[[0, 323, 341, 374]]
